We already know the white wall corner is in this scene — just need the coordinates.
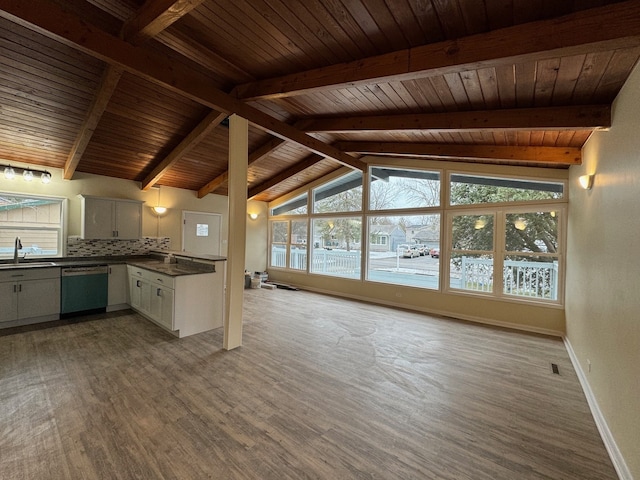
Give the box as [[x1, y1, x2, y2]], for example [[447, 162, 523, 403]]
[[563, 337, 634, 480]]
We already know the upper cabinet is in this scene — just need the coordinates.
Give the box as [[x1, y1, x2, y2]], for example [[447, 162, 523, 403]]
[[80, 195, 143, 240]]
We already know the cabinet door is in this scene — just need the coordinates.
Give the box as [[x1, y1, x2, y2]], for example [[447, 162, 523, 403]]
[[115, 201, 141, 239], [0, 282, 18, 323], [150, 285, 174, 330], [129, 275, 143, 310], [139, 279, 151, 314], [83, 197, 115, 239], [108, 265, 128, 306], [18, 278, 61, 319]]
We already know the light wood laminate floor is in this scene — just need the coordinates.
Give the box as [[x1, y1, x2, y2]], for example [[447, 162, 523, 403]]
[[1, 288, 616, 479]]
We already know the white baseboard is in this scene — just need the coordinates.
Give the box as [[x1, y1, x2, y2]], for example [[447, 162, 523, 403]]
[[564, 338, 633, 480]]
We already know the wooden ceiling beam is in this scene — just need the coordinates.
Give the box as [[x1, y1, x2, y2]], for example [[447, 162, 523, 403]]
[[302, 106, 611, 133], [335, 142, 582, 166], [197, 172, 228, 199], [198, 122, 315, 198], [196, 137, 287, 198], [63, 65, 122, 179], [142, 110, 227, 191], [233, 0, 640, 101], [248, 155, 323, 199], [63, 0, 200, 180], [0, 0, 365, 173], [122, 0, 206, 45]]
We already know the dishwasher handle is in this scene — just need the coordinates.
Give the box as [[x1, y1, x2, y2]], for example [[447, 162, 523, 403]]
[[61, 266, 109, 276]]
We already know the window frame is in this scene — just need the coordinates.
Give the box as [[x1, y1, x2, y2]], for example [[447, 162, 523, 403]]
[[267, 162, 567, 307], [0, 192, 67, 259], [444, 204, 565, 305]]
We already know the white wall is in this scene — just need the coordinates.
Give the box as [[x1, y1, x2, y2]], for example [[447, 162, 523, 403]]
[[566, 62, 640, 479]]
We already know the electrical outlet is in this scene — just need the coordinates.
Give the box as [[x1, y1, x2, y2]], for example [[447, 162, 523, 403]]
[[395, 292, 402, 298], [587, 359, 592, 373]]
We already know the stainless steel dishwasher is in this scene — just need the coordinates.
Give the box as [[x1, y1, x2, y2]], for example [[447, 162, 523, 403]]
[[60, 265, 109, 316]]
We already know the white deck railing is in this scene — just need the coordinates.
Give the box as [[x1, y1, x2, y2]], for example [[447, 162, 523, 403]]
[[458, 257, 558, 300], [272, 247, 558, 300]]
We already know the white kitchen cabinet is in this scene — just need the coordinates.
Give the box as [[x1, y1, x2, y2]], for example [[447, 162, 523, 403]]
[[0, 268, 60, 325], [80, 195, 142, 240], [150, 283, 174, 330], [129, 266, 173, 328], [0, 281, 18, 323], [107, 264, 129, 311], [127, 264, 222, 337], [128, 266, 151, 314]]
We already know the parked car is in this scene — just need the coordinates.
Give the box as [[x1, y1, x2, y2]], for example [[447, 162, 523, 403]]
[[414, 244, 427, 256], [399, 244, 420, 258], [429, 248, 440, 258]]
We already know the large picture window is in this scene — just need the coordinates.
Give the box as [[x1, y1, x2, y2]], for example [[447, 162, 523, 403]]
[[311, 217, 361, 279], [450, 174, 564, 206], [268, 164, 566, 305], [313, 171, 362, 213], [450, 213, 495, 293], [369, 167, 440, 210], [503, 210, 560, 300], [367, 214, 440, 289], [0, 194, 65, 259]]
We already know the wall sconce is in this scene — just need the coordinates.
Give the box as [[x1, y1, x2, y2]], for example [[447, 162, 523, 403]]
[[514, 217, 527, 231], [2, 164, 52, 184], [579, 174, 594, 190], [152, 206, 168, 215], [248, 212, 259, 220]]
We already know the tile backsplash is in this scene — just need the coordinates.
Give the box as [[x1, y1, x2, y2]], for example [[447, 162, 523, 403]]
[[66, 236, 170, 257]]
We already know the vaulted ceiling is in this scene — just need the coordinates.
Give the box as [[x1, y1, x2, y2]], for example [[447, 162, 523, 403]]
[[0, 0, 638, 202]]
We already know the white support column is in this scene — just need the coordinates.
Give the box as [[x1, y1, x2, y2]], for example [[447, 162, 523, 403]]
[[224, 114, 247, 350]]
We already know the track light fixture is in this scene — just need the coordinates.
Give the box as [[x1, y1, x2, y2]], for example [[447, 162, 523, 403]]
[[1, 164, 52, 184]]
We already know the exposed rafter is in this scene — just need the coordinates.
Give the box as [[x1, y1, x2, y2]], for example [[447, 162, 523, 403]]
[[142, 110, 227, 190], [232, 0, 640, 101], [0, 0, 365, 173], [63, 0, 200, 180], [197, 137, 287, 198], [301, 106, 611, 133], [335, 142, 582, 165], [63, 65, 122, 180], [248, 155, 323, 199], [122, 0, 206, 44]]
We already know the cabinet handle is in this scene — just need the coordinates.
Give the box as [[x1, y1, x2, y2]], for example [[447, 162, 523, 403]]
[[156, 288, 162, 296], [18, 284, 22, 292], [136, 280, 141, 288], [13, 284, 17, 293], [156, 278, 163, 283]]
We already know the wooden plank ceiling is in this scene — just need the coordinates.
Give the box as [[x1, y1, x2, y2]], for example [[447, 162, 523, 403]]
[[0, 0, 639, 202]]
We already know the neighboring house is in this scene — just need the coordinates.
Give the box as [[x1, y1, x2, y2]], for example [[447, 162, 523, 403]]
[[369, 224, 406, 252], [405, 224, 440, 250]]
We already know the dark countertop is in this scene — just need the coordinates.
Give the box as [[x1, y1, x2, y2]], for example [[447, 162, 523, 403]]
[[127, 258, 217, 276], [0, 252, 224, 276]]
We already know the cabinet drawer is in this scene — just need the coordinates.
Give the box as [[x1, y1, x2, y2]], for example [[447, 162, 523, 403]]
[[127, 266, 174, 288], [0, 267, 61, 283]]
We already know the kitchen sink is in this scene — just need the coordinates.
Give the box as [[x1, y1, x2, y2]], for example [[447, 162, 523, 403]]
[[0, 262, 58, 269]]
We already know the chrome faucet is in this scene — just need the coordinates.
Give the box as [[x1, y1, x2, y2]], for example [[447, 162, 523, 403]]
[[13, 237, 22, 264]]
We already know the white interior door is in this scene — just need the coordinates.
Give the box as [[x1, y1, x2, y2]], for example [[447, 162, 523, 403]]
[[182, 211, 222, 255]]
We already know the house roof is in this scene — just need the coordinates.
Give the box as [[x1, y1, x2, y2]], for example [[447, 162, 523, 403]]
[[0, 0, 638, 202]]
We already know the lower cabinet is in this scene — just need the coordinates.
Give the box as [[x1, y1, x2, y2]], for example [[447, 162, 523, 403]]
[[107, 264, 129, 311], [127, 265, 222, 337], [149, 283, 174, 330], [0, 268, 61, 325]]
